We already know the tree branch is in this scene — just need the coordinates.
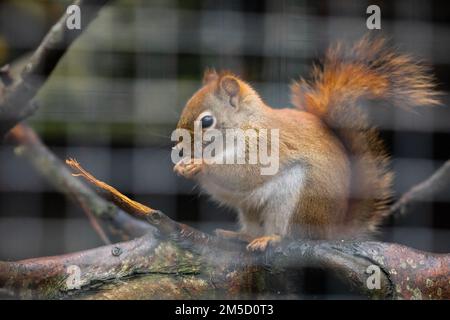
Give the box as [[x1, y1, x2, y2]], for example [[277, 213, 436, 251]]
[[0, 0, 448, 300], [5, 123, 149, 243], [272, 240, 449, 299], [390, 160, 450, 216], [66, 158, 247, 253], [0, 0, 111, 137], [0, 232, 447, 299], [58, 158, 450, 299], [2, 126, 449, 299]]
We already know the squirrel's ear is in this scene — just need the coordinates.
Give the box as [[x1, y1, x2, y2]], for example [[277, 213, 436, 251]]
[[218, 75, 240, 108], [203, 68, 218, 85]]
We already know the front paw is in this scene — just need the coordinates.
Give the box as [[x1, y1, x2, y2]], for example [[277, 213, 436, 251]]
[[173, 158, 203, 179], [246, 235, 281, 252]]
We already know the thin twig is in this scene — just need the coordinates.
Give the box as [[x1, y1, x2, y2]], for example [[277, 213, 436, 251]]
[[0, 235, 448, 299], [390, 160, 450, 216], [77, 199, 111, 245], [66, 158, 156, 218]]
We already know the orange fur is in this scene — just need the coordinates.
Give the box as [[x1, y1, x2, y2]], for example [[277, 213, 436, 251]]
[[291, 36, 440, 235], [175, 37, 440, 245]]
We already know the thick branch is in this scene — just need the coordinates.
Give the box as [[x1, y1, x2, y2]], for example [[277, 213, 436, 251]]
[[6, 123, 149, 243], [0, 231, 256, 299], [0, 0, 111, 137], [272, 240, 449, 299], [0, 0, 447, 301]]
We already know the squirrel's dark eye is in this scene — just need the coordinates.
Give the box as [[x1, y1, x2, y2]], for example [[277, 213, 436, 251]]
[[201, 115, 215, 128]]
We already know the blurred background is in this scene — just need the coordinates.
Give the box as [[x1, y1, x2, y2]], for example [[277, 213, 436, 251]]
[[0, 0, 449, 298]]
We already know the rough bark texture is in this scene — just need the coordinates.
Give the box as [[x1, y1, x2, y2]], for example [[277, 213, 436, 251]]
[[0, 232, 448, 299]]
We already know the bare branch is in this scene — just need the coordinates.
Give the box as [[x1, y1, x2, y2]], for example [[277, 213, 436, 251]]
[[66, 158, 156, 218], [0, 0, 111, 137], [0, 233, 448, 299], [77, 197, 111, 245], [390, 160, 450, 216], [3, 124, 449, 299], [0, 0, 447, 301], [0, 137, 449, 299], [66, 158, 246, 253], [61, 158, 450, 299], [5, 123, 149, 243]]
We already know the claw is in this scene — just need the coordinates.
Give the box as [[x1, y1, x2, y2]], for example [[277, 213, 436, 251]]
[[173, 158, 203, 178]]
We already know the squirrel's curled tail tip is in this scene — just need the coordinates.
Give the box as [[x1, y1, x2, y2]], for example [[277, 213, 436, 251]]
[[291, 35, 441, 119]]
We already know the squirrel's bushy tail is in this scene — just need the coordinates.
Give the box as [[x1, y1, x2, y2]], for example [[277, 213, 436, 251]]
[[291, 36, 441, 235]]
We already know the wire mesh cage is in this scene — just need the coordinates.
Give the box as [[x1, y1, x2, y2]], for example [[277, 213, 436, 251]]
[[0, 0, 449, 300]]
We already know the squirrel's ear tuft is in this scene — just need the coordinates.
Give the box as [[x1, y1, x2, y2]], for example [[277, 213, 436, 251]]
[[218, 75, 240, 108], [203, 68, 218, 85]]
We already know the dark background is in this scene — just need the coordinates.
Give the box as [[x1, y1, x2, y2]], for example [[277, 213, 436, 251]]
[[0, 0, 449, 297]]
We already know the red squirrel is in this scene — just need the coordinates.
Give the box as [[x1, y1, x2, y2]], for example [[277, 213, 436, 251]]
[[173, 37, 440, 251]]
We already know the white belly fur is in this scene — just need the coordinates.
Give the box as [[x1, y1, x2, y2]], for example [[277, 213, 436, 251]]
[[199, 164, 306, 237]]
